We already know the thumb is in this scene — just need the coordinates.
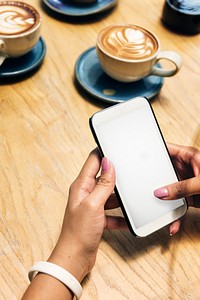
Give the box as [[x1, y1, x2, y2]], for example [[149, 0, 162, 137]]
[[89, 157, 116, 206], [154, 175, 200, 200]]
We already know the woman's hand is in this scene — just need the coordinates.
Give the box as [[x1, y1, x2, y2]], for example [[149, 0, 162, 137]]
[[48, 148, 127, 282], [22, 149, 127, 300], [154, 143, 200, 235]]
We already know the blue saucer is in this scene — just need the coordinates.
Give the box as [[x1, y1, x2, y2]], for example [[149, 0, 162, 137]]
[[42, 0, 117, 17], [0, 37, 46, 78], [75, 47, 164, 104]]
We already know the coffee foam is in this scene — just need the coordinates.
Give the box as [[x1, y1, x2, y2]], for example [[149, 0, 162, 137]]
[[98, 25, 158, 60], [0, 3, 39, 35]]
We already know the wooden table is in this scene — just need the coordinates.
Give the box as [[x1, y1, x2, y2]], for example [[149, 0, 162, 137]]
[[0, 0, 200, 299]]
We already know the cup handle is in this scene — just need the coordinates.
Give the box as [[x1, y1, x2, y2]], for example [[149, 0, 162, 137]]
[[151, 51, 182, 77], [0, 39, 6, 66]]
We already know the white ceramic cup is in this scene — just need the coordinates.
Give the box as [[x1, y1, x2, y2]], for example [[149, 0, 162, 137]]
[[0, 1, 42, 66], [96, 24, 182, 82]]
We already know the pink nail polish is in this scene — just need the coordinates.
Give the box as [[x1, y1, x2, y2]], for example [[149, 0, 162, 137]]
[[154, 187, 169, 198], [102, 157, 110, 172]]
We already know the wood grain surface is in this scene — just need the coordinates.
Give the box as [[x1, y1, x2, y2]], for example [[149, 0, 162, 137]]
[[0, 0, 200, 299]]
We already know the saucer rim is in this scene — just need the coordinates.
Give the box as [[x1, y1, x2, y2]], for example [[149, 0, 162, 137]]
[[0, 37, 46, 78], [75, 47, 164, 104], [42, 0, 118, 16]]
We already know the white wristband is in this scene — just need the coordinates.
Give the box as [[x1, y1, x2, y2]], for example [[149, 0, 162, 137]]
[[28, 261, 82, 299]]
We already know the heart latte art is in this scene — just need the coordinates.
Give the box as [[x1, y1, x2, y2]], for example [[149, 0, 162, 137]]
[[98, 25, 158, 60], [0, 2, 40, 35]]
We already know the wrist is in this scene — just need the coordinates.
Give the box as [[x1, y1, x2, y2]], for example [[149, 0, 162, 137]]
[[28, 261, 82, 299], [48, 238, 90, 282]]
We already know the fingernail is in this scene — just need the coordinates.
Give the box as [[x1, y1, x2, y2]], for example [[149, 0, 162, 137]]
[[154, 187, 169, 198], [102, 157, 110, 172]]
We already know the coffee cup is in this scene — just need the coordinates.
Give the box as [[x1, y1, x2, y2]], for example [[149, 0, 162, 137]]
[[96, 24, 182, 82], [0, 1, 42, 66]]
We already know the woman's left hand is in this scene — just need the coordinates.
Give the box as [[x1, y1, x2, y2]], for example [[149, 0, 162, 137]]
[[49, 148, 127, 282]]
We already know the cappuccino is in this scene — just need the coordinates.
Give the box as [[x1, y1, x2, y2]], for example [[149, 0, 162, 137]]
[[0, 1, 40, 35], [0, 1, 41, 65], [96, 24, 182, 82], [98, 25, 158, 61]]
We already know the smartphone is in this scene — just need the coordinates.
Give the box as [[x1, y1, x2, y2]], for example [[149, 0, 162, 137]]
[[89, 97, 187, 237]]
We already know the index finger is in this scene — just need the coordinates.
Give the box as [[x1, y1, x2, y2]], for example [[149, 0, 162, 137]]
[[154, 176, 200, 200], [167, 143, 181, 158]]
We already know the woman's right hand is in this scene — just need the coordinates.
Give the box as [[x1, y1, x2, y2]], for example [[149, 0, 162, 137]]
[[154, 143, 200, 234]]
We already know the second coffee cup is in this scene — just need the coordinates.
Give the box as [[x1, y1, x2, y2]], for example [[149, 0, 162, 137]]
[[0, 1, 41, 66], [96, 24, 182, 82]]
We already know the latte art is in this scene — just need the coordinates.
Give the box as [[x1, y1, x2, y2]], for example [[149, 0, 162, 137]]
[[0, 3, 40, 35], [98, 25, 158, 60]]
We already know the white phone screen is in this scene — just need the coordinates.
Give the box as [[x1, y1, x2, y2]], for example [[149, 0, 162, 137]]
[[91, 97, 185, 233]]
